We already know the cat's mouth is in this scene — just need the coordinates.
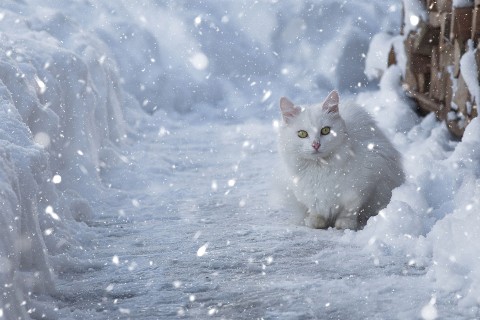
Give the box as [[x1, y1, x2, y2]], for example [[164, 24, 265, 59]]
[[309, 150, 326, 160], [307, 149, 331, 162]]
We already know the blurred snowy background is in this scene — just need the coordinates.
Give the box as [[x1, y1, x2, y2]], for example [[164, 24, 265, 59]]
[[0, 0, 479, 319]]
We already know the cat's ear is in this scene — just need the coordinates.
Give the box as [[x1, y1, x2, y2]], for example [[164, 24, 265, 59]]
[[280, 97, 301, 124], [322, 90, 339, 114]]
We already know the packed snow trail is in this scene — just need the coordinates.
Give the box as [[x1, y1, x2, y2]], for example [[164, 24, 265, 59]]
[[54, 114, 460, 319]]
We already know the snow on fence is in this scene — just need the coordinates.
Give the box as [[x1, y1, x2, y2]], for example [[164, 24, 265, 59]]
[[390, 0, 480, 137]]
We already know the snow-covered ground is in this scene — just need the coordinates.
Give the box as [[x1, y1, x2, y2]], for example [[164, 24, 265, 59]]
[[1, 0, 480, 319]]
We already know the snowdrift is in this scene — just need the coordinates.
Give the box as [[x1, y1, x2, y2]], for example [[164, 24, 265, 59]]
[[0, 1, 131, 318], [356, 4, 480, 311]]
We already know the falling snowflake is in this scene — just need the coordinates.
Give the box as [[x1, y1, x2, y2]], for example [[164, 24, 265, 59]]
[[177, 308, 186, 316], [193, 231, 202, 240], [45, 206, 60, 221], [197, 243, 209, 257], [261, 90, 272, 103], [228, 179, 236, 187], [194, 15, 202, 27], [128, 262, 138, 271], [409, 15, 420, 26], [119, 308, 130, 315], [52, 174, 62, 184], [420, 297, 438, 320], [132, 199, 140, 207], [239, 199, 246, 207], [189, 52, 209, 70], [211, 180, 218, 191], [34, 132, 51, 148], [208, 308, 218, 316], [34, 75, 47, 94]]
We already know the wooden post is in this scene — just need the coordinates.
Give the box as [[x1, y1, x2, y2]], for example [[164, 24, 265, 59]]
[[388, 46, 397, 66], [418, 72, 431, 93], [453, 73, 472, 116], [447, 120, 465, 137], [442, 71, 454, 120], [414, 20, 441, 55], [429, 46, 446, 101], [407, 90, 443, 113], [453, 39, 466, 77], [437, 0, 453, 12], [440, 12, 452, 45], [427, 0, 438, 11], [472, 7, 480, 41], [405, 35, 432, 74], [439, 41, 454, 66], [404, 69, 419, 92], [429, 11, 442, 27], [411, 53, 432, 74], [450, 7, 473, 42], [471, 104, 478, 118]]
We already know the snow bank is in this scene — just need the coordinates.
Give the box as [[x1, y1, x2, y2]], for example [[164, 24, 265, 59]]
[[0, 0, 137, 317], [365, 33, 407, 80], [347, 59, 480, 314], [0, 96, 54, 319], [428, 119, 480, 309], [358, 0, 480, 312]]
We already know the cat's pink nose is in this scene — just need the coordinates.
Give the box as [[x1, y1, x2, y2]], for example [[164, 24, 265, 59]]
[[312, 141, 320, 151]]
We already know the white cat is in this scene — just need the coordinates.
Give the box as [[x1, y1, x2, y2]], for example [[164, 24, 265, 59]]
[[277, 90, 404, 230]]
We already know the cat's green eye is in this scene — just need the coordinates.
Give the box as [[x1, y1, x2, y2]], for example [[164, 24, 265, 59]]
[[297, 130, 308, 138], [321, 126, 331, 135]]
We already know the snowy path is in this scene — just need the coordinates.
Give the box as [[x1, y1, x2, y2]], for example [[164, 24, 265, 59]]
[[2, 1, 480, 319], [53, 115, 462, 319]]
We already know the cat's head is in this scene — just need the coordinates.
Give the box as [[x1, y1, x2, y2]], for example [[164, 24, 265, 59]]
[[278, 90, 347, 161]]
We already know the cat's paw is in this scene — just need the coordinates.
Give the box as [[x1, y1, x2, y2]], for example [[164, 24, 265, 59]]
[[305, 214, 328, 229], [334, 217, 358, 230]]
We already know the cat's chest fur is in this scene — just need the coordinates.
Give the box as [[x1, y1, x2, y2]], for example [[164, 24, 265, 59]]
[[290, 149, 369, 215]]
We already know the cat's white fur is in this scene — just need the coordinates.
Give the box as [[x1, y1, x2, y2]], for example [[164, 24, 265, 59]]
[[277, 91, 404, 230]]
